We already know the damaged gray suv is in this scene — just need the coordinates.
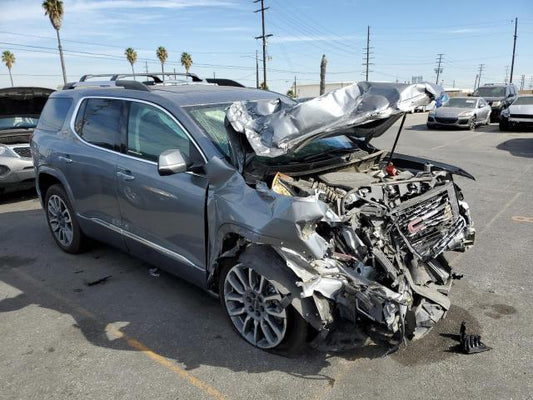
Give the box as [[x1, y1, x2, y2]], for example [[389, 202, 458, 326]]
[[32, 78, 475, 353]]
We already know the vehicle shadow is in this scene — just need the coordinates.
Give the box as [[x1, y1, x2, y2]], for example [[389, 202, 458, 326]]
[[0, 208, 481, 379], [0, 187, 37, 205], [496, 138, 533, 158]]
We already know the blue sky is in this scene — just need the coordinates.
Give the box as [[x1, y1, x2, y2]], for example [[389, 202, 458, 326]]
[[1, 0, 532, 93]]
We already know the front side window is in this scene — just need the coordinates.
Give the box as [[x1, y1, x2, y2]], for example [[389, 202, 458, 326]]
[[75, 98, 125, 150], [187, 104, 231, 159], [126, 102, 196, 162]]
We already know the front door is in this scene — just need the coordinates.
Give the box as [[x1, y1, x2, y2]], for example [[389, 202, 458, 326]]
[[116, 100, 208, 283]]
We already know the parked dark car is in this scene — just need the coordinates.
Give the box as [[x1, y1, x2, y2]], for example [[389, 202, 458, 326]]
[[32, 79, 475, 354], [499, 95, 533, 131], [0, 87, 54, 194], [472, 83, 518, 122]]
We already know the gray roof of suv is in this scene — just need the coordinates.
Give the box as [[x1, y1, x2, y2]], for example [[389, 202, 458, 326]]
[[149, 85, 285, 107], [57, 84, 287, 108]]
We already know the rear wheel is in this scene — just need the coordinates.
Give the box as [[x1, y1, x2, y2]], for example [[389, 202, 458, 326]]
[[45, 184, 86, 253], [219, 261, 307, 353]]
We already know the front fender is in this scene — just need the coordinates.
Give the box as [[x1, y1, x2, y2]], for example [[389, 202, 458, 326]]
[[390, 153, 475, 180]]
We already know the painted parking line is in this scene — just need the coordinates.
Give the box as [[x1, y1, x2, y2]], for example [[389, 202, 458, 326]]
[[10, 268, 227, 400]]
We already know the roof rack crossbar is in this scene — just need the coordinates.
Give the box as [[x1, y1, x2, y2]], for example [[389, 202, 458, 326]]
[[79, 72, 203, 83], [63, 80, 150, 92]]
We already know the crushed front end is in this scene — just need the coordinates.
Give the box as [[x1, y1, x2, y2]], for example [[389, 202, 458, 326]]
[[219, 81, 475, 350]]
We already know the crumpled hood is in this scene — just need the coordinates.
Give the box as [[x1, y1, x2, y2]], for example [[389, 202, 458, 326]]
[[226, 81, 444, 157], [0, 87, 54, 118]]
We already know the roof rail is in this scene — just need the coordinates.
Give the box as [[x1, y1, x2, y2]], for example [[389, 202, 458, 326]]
[[79, 72, 203, 83], [62, 80, 150, 91]]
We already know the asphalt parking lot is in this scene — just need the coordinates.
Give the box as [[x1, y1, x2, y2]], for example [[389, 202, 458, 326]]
[[1, 112, 532, 400]]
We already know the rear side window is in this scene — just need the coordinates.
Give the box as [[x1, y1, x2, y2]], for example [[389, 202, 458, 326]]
[[37, 97, 72, 131], [75, 98, 126, 151]]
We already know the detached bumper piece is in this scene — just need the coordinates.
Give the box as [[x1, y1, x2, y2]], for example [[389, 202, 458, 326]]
[[460, 322, 491, 354]]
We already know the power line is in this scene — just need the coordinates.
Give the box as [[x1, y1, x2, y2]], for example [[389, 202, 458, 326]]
[[435, 53, 444, 84], [510, 17, 518, 83], [476, 64, 485, 88], [254, 0, 273, 88], [362, 26, 373, 81]]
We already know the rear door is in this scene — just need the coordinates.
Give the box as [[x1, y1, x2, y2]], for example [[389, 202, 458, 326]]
[[115, 99, 208, 284], [64, 97, 126, 249]]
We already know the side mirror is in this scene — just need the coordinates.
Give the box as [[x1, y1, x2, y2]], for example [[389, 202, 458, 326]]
[[158, 149, 188, 176]]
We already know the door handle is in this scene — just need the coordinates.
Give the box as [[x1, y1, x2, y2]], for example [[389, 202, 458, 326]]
[[117, 170, 135, 181], [58, 155, 73, 164]]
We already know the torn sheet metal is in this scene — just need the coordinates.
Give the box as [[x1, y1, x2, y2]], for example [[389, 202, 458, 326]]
[[226, 81, 445, 157]]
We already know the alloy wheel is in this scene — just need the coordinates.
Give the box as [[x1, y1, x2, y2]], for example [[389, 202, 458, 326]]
[[223, 264, 288, 349], [47, 194, 74, 247]]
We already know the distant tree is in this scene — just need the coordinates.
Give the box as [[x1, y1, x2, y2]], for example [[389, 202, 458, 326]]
[[320, 54, 327, 95], [156, 46, 168, 81], [286, 88, 295, 98], [42, 0, 67, 85], [125, 48, 138, 79], [2, 51, 15, 87], [180, 52, 193, 75]]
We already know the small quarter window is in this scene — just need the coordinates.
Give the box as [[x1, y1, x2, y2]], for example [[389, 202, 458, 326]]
[[37, 97, 72, 131]]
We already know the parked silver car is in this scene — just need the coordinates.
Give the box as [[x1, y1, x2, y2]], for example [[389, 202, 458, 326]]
[[499, 95, 533, 131], [427, 97, 491, 130], [0, 87, 53, 194], [32, 79, 475, 354]]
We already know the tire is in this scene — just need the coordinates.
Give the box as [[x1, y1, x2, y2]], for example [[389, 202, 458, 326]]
[[499, 120, 509, 131], [426, 123, 435, 129], [468, 117, 476, 131], [44, 184, 86, 254], [219, 259, 307, 354]]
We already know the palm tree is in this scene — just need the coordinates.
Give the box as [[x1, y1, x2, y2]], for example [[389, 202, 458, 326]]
[[156, 46, 168, 81], [180, 52, 193, 76], [2, 51, 15, 87], [319, 54, 327, 95], [42, 0, 67, 85], [125, 48, 137, 79]]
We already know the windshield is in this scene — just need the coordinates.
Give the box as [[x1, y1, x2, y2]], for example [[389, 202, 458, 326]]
[[512, 97, 533, 106], [0, 116, 39, 131], [187, 103, 360, 163], [473, 86, 506, 97], [443, 98, 476, 108]]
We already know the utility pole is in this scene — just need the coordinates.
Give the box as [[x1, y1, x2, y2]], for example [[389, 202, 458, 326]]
[[293, 75, 297, 98], [145, 61, 148, 74], [509, 17, 518, 83], [255, 50, 260, 89], [504, 65, 510, 83], [520, 74, 525, 91], [254, 0, 272, 89], [173, 67, 176, 79], [434, 53, 444, 85], [362, 26, 373, 81], [477, 64, 485, 88], [473, 74, 479, 91]]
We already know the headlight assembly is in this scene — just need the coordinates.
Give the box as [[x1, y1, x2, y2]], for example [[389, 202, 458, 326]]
[[492, 101, 501, 107], [0, 144, 17, 158]]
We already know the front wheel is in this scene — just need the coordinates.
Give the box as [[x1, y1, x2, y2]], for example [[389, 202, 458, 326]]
[[45, 184, 86, 253], [220, 261, 307, 353], [468, 117, 477, 131]]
